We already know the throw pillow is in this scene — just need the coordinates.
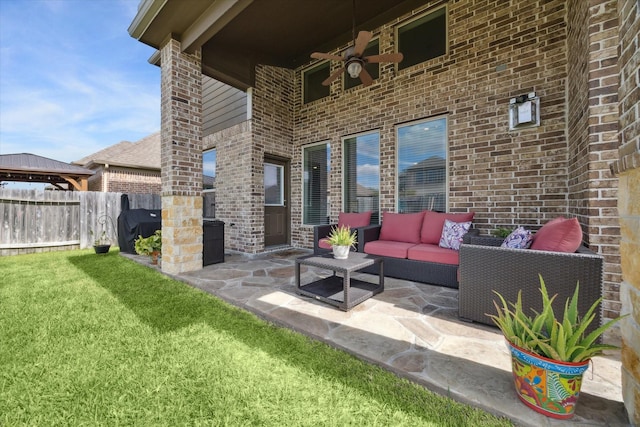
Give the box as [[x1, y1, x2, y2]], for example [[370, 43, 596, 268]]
[[379, 211, 425, 243], [530, 217, 582, 253], [501, 226, 533, 249], [439, 219, 472, 250], [338, 211, 372, 228], [421, 210, 475, 244]]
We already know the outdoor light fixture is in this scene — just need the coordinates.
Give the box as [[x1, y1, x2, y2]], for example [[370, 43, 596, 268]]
[[347, 60, 362, 78]]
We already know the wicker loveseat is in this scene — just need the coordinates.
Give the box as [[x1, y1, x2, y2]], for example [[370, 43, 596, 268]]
[[458, 234, 604, 332]]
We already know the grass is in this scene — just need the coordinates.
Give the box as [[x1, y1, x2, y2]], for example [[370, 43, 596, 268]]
[[0, 249, 513, 426]]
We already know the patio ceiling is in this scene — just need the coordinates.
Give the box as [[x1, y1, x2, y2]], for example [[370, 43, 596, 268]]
[[129, 0, 431, 89]]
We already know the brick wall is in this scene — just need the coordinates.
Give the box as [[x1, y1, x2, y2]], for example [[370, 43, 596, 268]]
[[104, 168, 161, 194], [611, 0, 640, 422]]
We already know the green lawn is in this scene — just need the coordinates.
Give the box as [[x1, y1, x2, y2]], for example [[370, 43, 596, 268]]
[[0, 249, 512, 426]]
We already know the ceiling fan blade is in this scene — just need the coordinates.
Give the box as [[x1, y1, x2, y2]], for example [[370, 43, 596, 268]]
[[353, 31, 373, 57], [359, 67, 373, 87], [322, 67, 345, 86], [311, 52, 344, 61], [364, 53, 404, 64]]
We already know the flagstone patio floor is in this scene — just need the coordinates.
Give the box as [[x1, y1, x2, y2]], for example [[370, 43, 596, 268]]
[[124, 248, 630, 426]]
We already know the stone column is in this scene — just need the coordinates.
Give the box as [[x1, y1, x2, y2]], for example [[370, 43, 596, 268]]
[[159, 38, 203, 274], [611, 0, 639, 423]]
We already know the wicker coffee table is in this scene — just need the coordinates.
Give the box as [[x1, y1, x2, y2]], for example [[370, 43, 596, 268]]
[[295, 252, 384, 311]]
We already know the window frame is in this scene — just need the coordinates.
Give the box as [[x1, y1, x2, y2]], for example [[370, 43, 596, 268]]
[[302, 61, 331, 104], [395, 116, 449, 213], [202, 148, 217, 219], [302, 141, 331, 225], [395, 4, 448, 72], [341, 130, 380, 224]]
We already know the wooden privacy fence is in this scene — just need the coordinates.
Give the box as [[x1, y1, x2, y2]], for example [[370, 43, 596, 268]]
[[0, 189, 160, 255]]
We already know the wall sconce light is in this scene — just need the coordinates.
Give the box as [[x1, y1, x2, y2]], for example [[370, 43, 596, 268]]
[[509, 92, 540, 130]]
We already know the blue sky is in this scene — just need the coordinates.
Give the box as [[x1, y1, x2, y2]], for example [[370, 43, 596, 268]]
[[0, 0, 160, 187]]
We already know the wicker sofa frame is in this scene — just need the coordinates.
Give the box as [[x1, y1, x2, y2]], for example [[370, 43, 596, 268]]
[[458, 235, 604, 333]]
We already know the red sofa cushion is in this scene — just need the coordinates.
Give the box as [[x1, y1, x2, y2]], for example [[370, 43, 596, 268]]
[[530, 217, 582, 253], [364, 240, 416, 259], [407, 244, 460, 265], [421, 211, 475, 244], [379, 211, 425, 244], [338, 211, 372, 228]]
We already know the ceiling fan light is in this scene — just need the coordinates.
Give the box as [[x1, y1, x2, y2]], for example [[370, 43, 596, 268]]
[[347, 61, 362, 78]]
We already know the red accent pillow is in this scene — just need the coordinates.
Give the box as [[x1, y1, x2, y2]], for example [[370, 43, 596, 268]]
[[379, 211, 425, 243], [530, 217, 582, 253], [338, 211, 372, 228], [420, 210, 475, 244]]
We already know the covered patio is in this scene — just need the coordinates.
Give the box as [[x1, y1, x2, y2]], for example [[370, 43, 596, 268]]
[[124, 248, 628, 426]]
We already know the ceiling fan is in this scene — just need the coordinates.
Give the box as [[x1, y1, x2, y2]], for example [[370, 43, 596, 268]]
[[310, 6, 403, 87]]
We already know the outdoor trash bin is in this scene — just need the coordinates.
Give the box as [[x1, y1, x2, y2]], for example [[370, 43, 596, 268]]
[[203, 220, 224, 266]]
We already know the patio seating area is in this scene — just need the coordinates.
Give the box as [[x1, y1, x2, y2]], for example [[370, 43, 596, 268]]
[[123, 248, 629, 426]]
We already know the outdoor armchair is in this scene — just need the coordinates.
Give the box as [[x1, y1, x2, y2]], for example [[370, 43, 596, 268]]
[[458, 235, 604, 334]]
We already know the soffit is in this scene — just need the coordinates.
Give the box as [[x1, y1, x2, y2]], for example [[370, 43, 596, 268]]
[[130, 0, 431, 88]]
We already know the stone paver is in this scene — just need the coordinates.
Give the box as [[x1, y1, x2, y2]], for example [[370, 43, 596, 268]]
[[123, 249, 630, 426]]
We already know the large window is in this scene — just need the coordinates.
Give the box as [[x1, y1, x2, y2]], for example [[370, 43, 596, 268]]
[[397, 5, 447, 70], [397, 117, 447, 213], [343, 132, 380, 223], [203, 149, 216, 218], [303, 142, 330, 225], [303, 62, 330, 104]]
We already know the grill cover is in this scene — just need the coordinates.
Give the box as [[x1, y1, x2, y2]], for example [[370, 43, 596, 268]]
[[117, 209, 162, 253]]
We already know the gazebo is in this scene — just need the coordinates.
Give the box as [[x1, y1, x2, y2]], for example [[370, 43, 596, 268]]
[[0, 153, 94, 191]]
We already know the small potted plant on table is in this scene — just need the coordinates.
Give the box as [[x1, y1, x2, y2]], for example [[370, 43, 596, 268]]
[[489, 274, 626, 419], [326, 225, 357, 259], [134, 230, 162, 264]]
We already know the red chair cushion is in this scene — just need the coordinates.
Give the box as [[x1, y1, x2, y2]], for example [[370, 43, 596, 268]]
[[338, 211, 372, 228], [530, 217, 582, 253], [378, 211, 425, 244], [318, 238, 332, 250], [420, 211, 475, 244]]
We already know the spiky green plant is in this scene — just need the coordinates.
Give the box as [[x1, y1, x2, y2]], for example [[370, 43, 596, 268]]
[[488, 274, 626, 362], [326, 225, 357, 248]]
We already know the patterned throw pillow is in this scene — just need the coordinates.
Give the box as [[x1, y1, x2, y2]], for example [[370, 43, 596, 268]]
[[439, 219, 472, 250], [501, 226, 533, 249]]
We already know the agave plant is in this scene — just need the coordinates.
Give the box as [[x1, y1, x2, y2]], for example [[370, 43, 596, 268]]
[[326, 225, 357, 248], [488, 274, 626, 362]]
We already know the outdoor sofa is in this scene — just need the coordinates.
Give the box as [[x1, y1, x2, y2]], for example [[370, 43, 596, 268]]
[[356, 210, 476, 289], [458, 218, 604, 334]]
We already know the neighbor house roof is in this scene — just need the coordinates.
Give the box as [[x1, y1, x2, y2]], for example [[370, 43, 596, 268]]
[[74, 132, 161, 171], [0, 153, 95, 191]]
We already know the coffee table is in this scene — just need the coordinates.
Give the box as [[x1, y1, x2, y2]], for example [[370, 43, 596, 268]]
[[295, 252, 384, 311]]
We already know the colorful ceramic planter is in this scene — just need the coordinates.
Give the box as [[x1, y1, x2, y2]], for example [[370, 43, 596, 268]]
[[507, 340, 590, 419]]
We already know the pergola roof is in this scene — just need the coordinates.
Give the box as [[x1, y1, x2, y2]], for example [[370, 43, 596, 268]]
[[0, 153, 95, 191], [129, 0, 427, 89]]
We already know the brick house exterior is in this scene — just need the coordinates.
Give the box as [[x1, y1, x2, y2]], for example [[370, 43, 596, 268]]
[[130, 1, 639, 421], [73, 132, 161, 194]]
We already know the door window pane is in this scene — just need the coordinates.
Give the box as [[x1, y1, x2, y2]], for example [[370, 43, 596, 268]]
[[397, 118, 447, 213], [264, 163, 284, 206], [303, 143, 330, 225], [343, 132, 380, 224]]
